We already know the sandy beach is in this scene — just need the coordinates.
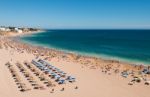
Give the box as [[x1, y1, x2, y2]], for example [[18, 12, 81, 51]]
[[0, 33, 150, 97]]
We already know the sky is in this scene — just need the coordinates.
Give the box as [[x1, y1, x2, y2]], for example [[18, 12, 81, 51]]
[[0, 0, 150, 29]]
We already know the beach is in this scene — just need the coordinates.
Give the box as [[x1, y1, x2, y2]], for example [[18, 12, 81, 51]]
[[0, 32, 150, 97]]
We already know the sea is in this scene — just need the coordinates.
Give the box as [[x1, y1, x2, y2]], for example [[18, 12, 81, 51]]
[[19, 29, 150, 65]]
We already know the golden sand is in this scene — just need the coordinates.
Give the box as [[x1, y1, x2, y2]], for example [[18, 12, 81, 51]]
[[0, 33, 150, 97]]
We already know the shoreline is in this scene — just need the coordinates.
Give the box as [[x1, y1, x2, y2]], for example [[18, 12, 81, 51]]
[[7, 35, 150, 70], [15, 30, 150, 66], [11, 37, 132, 65]]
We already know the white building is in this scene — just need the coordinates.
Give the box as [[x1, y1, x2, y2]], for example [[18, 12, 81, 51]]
[[5, 28, 11, 32], [15, 27, 23, 33], [17, 29, 23, 33], [15, 28, 18, 31], [0, 27, 6, 31]]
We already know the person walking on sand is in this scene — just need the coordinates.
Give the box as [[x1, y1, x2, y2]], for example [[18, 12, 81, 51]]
[[75, 86, 78, 89], [50, 89, 54, 93], [61, 87, 64, 91]]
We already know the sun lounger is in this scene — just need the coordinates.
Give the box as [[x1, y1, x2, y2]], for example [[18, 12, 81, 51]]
[[32, 59, 76, 83]]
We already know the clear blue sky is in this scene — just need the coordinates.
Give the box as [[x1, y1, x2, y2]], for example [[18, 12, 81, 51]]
[[0, 0, 150, 29]]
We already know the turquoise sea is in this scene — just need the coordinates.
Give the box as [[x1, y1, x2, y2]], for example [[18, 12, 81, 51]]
[[20, 30, 150, 65]]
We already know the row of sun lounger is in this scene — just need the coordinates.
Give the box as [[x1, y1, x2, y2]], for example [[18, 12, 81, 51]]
[[31, 59, 76, 84], [16, 63, 44, 90], [38, 59, 76, 82], [24, 62, 55, 87], [5, 62, 30, 92]]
